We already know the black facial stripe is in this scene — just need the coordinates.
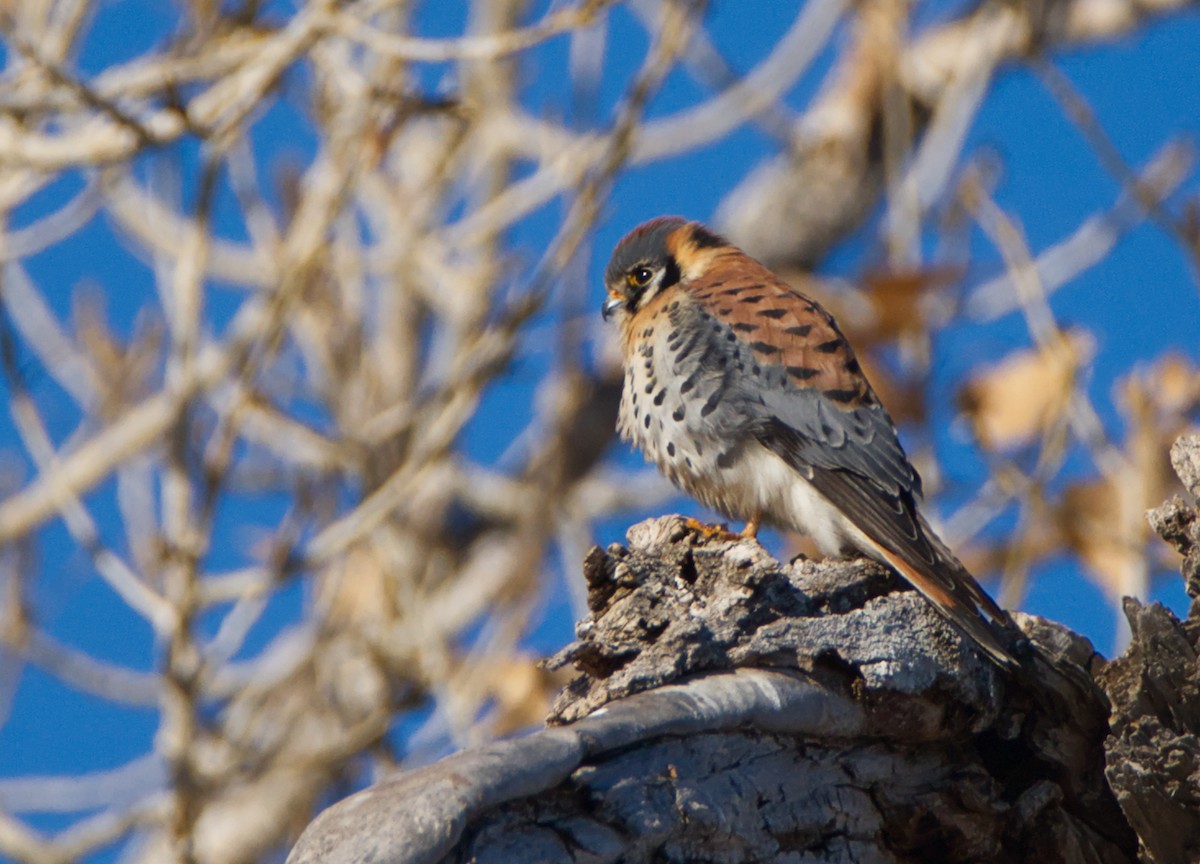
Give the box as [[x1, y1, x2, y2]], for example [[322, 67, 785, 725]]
[[689, 225, 727, 249], [624, 260, 653, 310], [628, 254, 682, 313], [661, 255, 681, 290]]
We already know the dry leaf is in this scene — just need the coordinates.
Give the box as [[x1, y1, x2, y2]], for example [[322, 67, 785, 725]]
[[1056, 353, 1200, 599], [485, 653, 567, 737], [859, 266, 964, 344], [959, 330, 1095, 451], [1058, 477, 1149, 599], [73, 285, 163, 418], [319, 543, 394, 629], [1120, 351, 1200, 419]]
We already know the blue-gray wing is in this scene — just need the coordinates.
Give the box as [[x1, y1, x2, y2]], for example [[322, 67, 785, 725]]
[[668, 273, 1018, 667]]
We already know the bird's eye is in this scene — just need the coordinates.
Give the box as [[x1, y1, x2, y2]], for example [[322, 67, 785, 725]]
[[627, 267, 654, 288]]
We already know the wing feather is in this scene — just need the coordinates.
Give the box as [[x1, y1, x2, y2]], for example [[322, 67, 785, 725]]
[[684, 264, 919, 499], [773, 432, 1019, 668], [681, 264, 1019, 668]]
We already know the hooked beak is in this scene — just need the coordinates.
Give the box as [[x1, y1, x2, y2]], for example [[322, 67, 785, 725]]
[[601, 295, 624, 321]]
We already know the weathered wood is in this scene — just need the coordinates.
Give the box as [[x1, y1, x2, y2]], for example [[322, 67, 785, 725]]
[[286, 669, 863, 864], [288, 523, 1125, 863], [287, 436, 1200, 864], [1100, 435, 1200, 864]]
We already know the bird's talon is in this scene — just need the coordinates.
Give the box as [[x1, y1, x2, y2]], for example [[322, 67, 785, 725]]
[[682, 517, 737, 542], [683, 517, 760, 543]]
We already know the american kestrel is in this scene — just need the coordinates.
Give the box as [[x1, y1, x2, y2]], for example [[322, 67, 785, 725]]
[[602, 216, 1020, 669]]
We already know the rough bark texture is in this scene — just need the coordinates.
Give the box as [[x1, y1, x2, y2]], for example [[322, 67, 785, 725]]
[[1098, 436, 1200, 864], [287, 437, 1200, 864]]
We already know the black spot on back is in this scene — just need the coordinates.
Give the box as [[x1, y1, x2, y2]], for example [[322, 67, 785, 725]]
[[690, 225, 728, 249], [731, 322, 759, 333], [824, 388, 858, 404], [787, 366, 819, 382], [816, 339, 842, 354], [749, 341, 780, 355], [784, 324, 812, 337], [757, 308, 787, 319]]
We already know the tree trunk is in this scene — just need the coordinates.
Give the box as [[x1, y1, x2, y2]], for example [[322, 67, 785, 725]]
[[287, 437, 1200, 864]]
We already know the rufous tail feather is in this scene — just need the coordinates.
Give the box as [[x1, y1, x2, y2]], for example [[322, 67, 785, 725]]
[[870, 544, 1020, 670]]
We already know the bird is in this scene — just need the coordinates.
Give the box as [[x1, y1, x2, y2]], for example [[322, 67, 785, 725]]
[[601, 216, 1021, 670]]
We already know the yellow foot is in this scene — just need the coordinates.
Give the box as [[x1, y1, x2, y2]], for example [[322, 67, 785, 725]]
[[683, 516, 760, 543]]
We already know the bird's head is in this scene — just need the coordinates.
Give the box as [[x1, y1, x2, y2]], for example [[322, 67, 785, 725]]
[[602, 217, 731, 323]]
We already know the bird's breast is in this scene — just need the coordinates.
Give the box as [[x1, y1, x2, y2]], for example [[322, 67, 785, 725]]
[[617, 305, 857, 553], [617, 316, 732, 500]]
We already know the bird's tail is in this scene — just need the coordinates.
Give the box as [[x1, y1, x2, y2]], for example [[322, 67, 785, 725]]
[[868, 531, 1022, 671]]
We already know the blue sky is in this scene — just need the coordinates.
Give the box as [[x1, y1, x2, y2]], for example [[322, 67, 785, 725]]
[[1, 1, 1198, 861]]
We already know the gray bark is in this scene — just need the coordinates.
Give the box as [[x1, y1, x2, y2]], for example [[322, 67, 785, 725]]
[[1100, 437, 1200, 864], [288, 437, 1200, 864]]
